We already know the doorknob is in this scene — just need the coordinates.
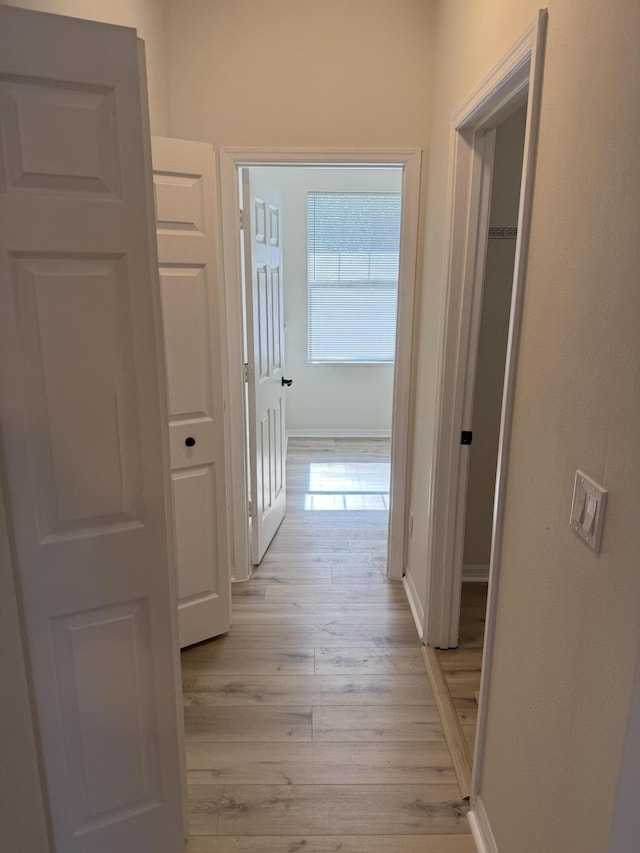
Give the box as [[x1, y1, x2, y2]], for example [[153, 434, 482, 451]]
[[185, 436, 196, 447], [281, 377, 293, 387]]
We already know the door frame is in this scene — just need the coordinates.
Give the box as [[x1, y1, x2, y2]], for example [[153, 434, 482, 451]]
[[420, 6, 547, 836], [425, 12, 547, 645], [219, 148, 421, 582]]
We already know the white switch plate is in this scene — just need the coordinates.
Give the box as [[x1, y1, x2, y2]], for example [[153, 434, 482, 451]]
[[570, 470, 607, 552]]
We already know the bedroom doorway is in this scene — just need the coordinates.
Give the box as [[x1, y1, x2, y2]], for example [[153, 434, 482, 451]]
[[219, 149, 421, 588]]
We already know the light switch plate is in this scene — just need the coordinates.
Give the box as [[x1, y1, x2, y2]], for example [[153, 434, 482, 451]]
[[570, 470, 607, 552]]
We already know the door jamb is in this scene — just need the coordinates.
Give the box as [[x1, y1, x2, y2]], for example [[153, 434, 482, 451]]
[[420, 5, 547, 814], [219, 148, 422, 582]]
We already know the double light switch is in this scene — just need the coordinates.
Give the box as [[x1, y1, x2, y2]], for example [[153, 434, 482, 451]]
[[570, 470, 607, 552]]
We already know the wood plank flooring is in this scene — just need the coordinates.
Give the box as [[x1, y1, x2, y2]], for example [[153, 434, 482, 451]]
[[422, 646, 472, 799], [435, 582, 488, 753], [183, 438, 474, 851]]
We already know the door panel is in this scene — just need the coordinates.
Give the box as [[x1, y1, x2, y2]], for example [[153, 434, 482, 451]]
[[0, 8, 184, 852], [14, 254, 142, 539], [161, 266, 213, 417], [173, 466, 219, 600], [52, 600, 161, 832], [152, 136, 230, 648], [271, 265, 283, 371], [242, 170, 287, 564], [0, 77, 122, 197]]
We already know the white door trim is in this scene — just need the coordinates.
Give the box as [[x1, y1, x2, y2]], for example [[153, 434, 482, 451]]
[[468, 796, 499, 853], [421, 7, 547, 809], [219, 148, 421, 582]]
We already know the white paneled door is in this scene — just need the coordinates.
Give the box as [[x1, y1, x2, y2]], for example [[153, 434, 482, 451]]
[[152, 137, 230, 648], [242, 170, 288, 564], [0, 7, 184, 852]]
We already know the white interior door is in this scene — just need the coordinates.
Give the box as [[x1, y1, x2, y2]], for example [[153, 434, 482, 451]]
[[242, 170, 288, 564], [152, 136, 230, 648], [0, 8, 184, 852]]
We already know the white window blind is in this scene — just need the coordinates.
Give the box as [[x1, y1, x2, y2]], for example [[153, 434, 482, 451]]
[[307, 192, 401, 363]]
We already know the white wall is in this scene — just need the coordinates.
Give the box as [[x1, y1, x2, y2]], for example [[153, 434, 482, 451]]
[[405, 2, 640, 851], [166, 0, 436, 150], [463, 106, 526, 568], [251, 166, 401, 435], [0, 0, 171, 135]]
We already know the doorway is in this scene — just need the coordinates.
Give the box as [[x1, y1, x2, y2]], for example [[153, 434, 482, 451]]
[[435, 102, 527, 776], [421, 12, 547, 825], [219, 149, 421, 585], [239, 164, 402, 567], [462, 107, 527, 590]]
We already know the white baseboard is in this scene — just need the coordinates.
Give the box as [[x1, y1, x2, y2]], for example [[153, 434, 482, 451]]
[[468, 796, 498, 853], [463, 564, 490, 582], [402, 571, 424, 640], [286, 428, 391, 439]]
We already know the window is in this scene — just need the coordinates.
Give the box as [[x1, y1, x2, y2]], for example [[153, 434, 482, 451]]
[[307, 191, 401, 363]]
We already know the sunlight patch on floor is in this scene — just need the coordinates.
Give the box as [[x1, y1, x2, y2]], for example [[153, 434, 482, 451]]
[[303, 493, 389, 511], [303, 462, 391, 511]]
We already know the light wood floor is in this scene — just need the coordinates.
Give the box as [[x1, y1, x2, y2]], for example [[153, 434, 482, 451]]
[[182, 438, 475, 851], [436, 583, 488, 753]]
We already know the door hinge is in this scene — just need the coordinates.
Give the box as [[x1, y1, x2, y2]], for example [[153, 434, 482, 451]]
[[244, 362, 249, 383], [248, 500, 253, 516], [461, 430, 473, 445], [239, 209, 246, 230]]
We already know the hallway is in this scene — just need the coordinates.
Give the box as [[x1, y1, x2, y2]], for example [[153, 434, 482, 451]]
[[182, 439, 474, 850]]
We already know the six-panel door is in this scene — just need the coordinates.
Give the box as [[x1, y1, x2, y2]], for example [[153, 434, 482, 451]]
[[0, 8, 184, 851], [152, 136, 230, 648], [242, 169, 287, 564]]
